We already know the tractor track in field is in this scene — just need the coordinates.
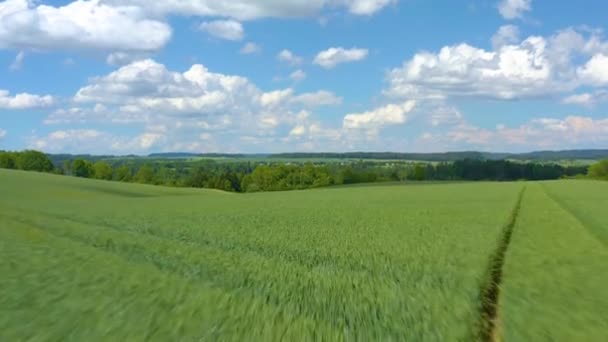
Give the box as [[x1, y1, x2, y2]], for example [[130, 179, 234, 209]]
[[478, 186, 526, 342], [539, 183, 607, 248]]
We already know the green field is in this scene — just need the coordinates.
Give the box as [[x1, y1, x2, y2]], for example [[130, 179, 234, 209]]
[[1, 169, 606, 341]]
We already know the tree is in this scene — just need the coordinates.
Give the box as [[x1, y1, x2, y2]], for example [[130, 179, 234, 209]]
[[589, 160, 608, 179], [93, 161, 113, 180], [0, 151, 16, 169], [135, 164, 155, 184], [115, 165, 132, 182], [71, 159, 94, 178], [408, 164, 426, 181], [16, 150, 54, 172]]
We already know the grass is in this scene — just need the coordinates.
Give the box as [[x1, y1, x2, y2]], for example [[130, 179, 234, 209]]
[[1, 169, 606, 340], [498, 182, 608, 341]]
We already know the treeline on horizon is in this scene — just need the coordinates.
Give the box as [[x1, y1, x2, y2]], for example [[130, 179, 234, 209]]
[[1, 150, 607, 193]]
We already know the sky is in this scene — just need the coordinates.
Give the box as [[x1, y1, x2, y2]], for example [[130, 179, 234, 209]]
[[0, 0, 607, 155]]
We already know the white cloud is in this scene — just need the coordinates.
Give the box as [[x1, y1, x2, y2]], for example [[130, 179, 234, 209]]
[[0, 128, 6, 139], [289, 69, 306, 82], [292, 91, 342, 106], [562, 91, 608, 107], [429, 106, 463, 126], [29, 129, 167, 154], [44, 104, 148, 125], [440, 115, 608, 150], [491, 25, 520, 49], [277, 49, 303, 66], [9, 51, 24, 71], [562, 93, 593, 106], [46, 59, 344, 153], [199, 20, 244, 41], [106, 52, 149, 66], [577, 54, 608, 86], [259, 88, 294, 108], [240, 42, 261, 54], [101, 0, 397, 20], [0, 89, 54, 109], [0, 0, 171, 52], [289, 125, 307, 137], [347, 0, 396, 16], [386, 29, 608, 101], [314, 47, 368, 69], [387, 37, 553, 100], [498, 0, 532, 19], [343, 100, 415, 129]]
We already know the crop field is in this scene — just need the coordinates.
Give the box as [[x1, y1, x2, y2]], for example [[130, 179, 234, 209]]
[[1, 169, 606, 341]]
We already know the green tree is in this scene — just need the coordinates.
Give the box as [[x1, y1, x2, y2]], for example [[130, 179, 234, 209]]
[[0, 151, 17, 169], [72, 159, 94, 178], [16, 150, 54, 172], [93, 161, 114, 180], [588, 160, 608, 179], [115, 165, 132, 182], [155, 166, 176, 185], [135, 164, 155, 184], [409, 164, 426, 181]]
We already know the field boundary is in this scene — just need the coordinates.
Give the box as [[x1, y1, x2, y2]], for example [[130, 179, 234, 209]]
[[478, 186, 526, 342]]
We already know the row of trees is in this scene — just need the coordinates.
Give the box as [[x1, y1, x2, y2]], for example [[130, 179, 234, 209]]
[[0, 150, 54, 172], [1, 150, 601, 193]]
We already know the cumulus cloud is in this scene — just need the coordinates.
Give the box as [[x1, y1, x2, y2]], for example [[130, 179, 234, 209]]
[[289, 69, 306, 82], [101, 0, 397, 20], [386, 28, 608, 101], [289, 125, 307, 137], [46, 59, 343, 152], [29, 129, 167, 154], [444, 115, 608, 150], [347, 0, 396, 15], [44, 104, 149, 125], [562, 91, 608, 107], [429, 106, 463, 126], [0, 0, 394, 61], [199, 20, 244, 41], [240, 42, 261, 54], [577, 54, 608, 86], [411, 110, 608, 152], [292, 91, 342, 106], [0, 89, 54, 109], [498, 0, 532, 19], [106, 51, 150, 66], [491, 25, 520, 49], [386, 37, 554, 100], [0, 0, 171, 52], [0, 128, 6, 139], [314, 47, 369, 69], [343, 101, 416, 129], [277, 49, 304, 66]]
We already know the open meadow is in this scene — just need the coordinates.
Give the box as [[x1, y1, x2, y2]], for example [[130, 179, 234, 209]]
[[1, 169, 606, 341]]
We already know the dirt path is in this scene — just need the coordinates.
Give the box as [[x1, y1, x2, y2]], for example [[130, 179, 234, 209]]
[[478, 187, 526, 342]]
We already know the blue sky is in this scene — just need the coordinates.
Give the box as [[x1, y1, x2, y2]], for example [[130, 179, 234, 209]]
[[1, 0, 607, 154]]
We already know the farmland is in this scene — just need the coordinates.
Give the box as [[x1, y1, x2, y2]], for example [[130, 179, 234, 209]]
[[1, 169, 607, 340]]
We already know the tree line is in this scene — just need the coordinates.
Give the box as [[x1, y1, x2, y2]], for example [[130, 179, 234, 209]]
[[1, 150, 605, 192]]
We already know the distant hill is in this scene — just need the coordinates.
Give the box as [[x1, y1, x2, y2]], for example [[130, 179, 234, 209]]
[[46, 149, 608, 164], [270, 150, 608, 162], [507, 150, 608, 161], [148, 153, 252, 159]]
